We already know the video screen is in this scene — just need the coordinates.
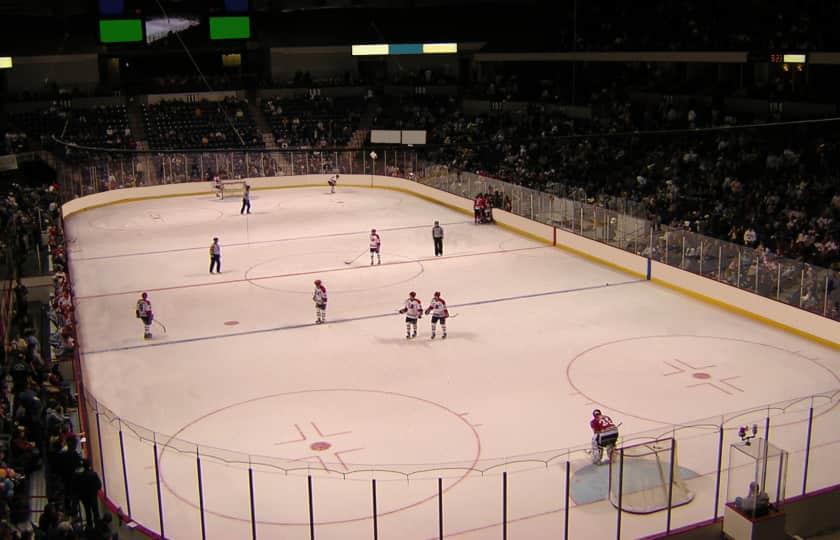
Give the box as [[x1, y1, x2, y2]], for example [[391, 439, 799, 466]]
[[99, 19, 144, 43], [145, 14, 202, 44], [209, 16, 251, 40]]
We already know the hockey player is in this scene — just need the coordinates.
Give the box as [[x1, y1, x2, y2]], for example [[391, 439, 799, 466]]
[[313, 279, 328, 324], [328, 174, 338, 194], [135, 292, 154, 339], [369, 228, 381, 265], [424, 291, 449, 339], [240, 184, 251, 214], [590, 409, 620, 465], [398, 291, 423, 339]]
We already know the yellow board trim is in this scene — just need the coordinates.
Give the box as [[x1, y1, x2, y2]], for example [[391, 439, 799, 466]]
[[652, 277, 840, 351]]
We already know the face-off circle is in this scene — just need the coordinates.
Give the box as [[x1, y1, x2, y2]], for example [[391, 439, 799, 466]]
[[158, 388, 481, 525], [244, 252, 424, 293], [567, 335, 839, 425]]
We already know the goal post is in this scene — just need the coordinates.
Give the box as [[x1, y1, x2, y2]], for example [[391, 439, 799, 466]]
[[609, 437, 694, 514]]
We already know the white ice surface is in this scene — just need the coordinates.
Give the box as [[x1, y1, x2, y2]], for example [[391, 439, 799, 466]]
[[66, 186, 840, 540]]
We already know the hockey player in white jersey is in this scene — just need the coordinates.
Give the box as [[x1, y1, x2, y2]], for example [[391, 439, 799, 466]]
[[313, 279, 328, 324], [369, 228, 381, 265], [424, 291, 449, 339], [135, 292, 154, 339], [398, 291, 423, 339]]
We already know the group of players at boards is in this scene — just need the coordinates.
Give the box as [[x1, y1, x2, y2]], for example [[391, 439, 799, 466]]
[[312, 281, 449, 339]]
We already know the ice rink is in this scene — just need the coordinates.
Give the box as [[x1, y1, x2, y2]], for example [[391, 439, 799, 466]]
[[65, 185, 840, 539]]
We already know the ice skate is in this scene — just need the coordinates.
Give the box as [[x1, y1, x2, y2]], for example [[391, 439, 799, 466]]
[[144, 332, 152, 339], [442, 333, 447, 339], [431, 333, 436, 339]]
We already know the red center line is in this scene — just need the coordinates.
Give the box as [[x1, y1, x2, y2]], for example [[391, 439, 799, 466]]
[[75, 245, 549, 300]]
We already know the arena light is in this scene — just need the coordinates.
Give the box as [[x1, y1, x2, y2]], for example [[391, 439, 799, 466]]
[[783, 53, 806, 64], [423, 43, 458, 54], [352, 44, 389, 56], [0, 57, 12, 69]]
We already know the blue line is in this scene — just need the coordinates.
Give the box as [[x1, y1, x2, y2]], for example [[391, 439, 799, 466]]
[[82, 279, 644, 356]]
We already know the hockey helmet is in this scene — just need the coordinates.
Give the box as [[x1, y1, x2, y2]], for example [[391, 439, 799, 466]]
[[314, 279, 322, 285], [371, 228, 376, 233], [409, 291, 416, 297], [592, 409, 602, 417], [141, 292, 148, 299], [434, 291, 441, 297]]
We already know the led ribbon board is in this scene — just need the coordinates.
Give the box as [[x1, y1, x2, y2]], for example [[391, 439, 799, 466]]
[[352, 43, 458, 56]]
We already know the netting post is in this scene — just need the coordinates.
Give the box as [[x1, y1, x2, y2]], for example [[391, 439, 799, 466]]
[[118, 420, 132, 518], [762, 415, 771, 488], [824, 275, 830, 316], [196, 449, 207, 540], [372, 479, 378, 540], [564, 460, 570, 540], [718, 245, 722, 281], [777, 264, 782, 300], [803, 401, 814, 494], [249, 465, 257, 540], [152, 435, 165, 539], [502, 471, 507, 540], [713, 423, 724, 520], [95, 409, 106, 496], [616, 448, 624, 540], [666, 439, 676, 534], [308, 475, 315, 540], [438, 477, 443, 540]]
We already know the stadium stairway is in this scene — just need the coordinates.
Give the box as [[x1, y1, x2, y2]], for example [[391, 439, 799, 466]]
[[125, 100, 147, 145], [248, 98, 277, 149]]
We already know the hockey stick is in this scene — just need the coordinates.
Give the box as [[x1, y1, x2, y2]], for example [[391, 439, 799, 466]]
[[154, 319, 167, 333], [344, 250, 368, 265]]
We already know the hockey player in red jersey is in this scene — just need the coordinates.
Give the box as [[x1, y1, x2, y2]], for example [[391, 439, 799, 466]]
[[398, 291, 423, 339], [424, 291, 449, 339], [369, 228, 381, 265], [313, 280, 328, 324], [590, 409, 619, 464]]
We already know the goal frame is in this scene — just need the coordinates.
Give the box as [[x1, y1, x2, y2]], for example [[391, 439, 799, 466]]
[[608, 437, 695, 514]]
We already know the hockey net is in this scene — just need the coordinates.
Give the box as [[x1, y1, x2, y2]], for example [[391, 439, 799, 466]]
[[608, 438, 694, 514], [215, 180, 247, 200]]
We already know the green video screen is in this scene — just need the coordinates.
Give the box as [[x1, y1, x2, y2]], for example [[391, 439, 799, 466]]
[[99, 19, 143, 43], [209, 16, 250, 40]]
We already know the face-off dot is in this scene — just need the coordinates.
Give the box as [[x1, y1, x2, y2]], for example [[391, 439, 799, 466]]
[[310, 441, 331, 451], [224, 320, 240, 326], [693, 372, 711, 379]]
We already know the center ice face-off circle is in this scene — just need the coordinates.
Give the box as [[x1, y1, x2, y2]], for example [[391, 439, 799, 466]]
[[244, 251, 424, 293], [158, 389, 481, 526]]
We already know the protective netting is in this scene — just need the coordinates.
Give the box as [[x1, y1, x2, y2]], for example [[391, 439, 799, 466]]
[[609, 438, 695, 514]]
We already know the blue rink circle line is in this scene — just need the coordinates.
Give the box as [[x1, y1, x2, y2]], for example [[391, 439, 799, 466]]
[[81, 279, 643, 355]]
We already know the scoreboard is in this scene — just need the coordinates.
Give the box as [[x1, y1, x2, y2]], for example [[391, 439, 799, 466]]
[[98, 0, 251, 44]]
